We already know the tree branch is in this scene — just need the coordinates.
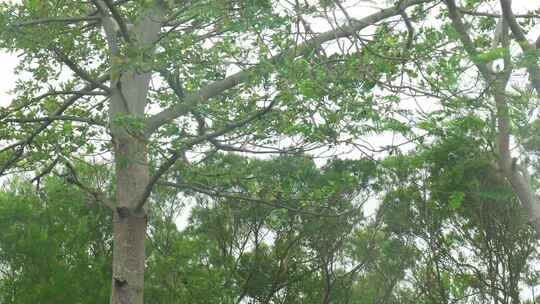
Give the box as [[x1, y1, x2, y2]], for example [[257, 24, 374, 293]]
[[63, 160, 115, 210], [52, 48, 111, 93], [144, 0, 432, 135], [444, 0, 492, 80], [499, 0, 540, 93], [458, 7, 540, 18], [136, 99, 278, 210], [102, 0, 132, 44], [4, 115, 106, 127], [13, 16, 101, 27], [0, 89, 107, 120], [448, 0, 540, 236], [159, 181, 354, 218], [31, 157, 60, 188], [497, 0, 540, 236], [12, 0, 132, 28], [92, 0, 121, 55], [0, 74, 110, 175]]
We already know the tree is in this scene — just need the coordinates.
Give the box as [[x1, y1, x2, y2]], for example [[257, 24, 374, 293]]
[[149, 154, 379, 304], [378, 125, 539, 304], [1, 154, 416, 304], [0, 176, 112, 304], [0, 1, 431, 302], [438, 0, 540, 235]]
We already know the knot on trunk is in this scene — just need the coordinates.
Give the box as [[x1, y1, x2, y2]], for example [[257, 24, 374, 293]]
[[116, 206, 147, 222], [114, 276, 127, 287], [116, 206, 131, 218]]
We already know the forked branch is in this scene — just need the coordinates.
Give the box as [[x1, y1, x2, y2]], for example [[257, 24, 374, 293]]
[[144, 0, 432, 135]]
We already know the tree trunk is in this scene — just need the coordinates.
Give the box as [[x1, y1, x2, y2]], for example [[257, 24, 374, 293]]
[[110, 134, 149, 304], [108, 63, 153, 303], [107, 45, 153, 304], [107, 45, 153, 303], [98, 4, 163, 303]]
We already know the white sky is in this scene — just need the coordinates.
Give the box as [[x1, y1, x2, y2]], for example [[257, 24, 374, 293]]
[[0, 52, 17, 107]]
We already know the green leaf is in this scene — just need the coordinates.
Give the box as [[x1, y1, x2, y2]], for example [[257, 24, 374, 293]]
[[449, 191, 465, 210]]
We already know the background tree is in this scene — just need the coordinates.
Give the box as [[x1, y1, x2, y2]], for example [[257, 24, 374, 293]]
[[378, 124, 539, 304], [0, 175, 112, 304], [0, 155, 395, 304]]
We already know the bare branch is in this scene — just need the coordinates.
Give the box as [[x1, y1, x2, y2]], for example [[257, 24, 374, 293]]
[[159, 181, 354, 218], [207, 139, 303, 155], [52, 48, 111, 92], [63, 160, 114, 210], [400, 10, 415, 53], [13, 16, 101, 27], [458, 7, 540, 18], [31, 158, 60, 186], [500, 0, 528, 42], [4, 115, 107, 127]]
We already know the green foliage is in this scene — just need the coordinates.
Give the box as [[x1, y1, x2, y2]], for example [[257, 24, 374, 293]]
[[144, 155, 380, 303], [112, 114, 146, 132], [474, 47, 509, 63], [378, 133, 538, 303], [0, 178, 112, 304]]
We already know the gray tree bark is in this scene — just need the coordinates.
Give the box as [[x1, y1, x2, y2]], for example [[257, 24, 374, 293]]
[[94, 1, 163, 302]]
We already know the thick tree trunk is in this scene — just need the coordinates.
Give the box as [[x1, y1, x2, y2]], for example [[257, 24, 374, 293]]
[[107, 44, 153, 304], [98, 5, 163, 303], [110, 135, 149, 304], [108, 67, 152, 303]]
